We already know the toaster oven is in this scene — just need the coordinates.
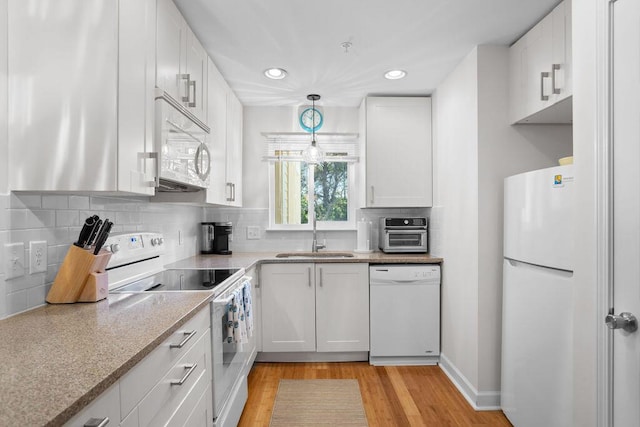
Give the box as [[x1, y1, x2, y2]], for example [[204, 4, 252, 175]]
[[379, 217, 428, 253]]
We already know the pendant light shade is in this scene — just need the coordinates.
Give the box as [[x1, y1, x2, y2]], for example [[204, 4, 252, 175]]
[[302, 94, 324, 164]]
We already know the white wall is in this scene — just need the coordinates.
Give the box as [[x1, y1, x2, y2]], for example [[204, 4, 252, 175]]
[[1, 0, 7, 194], [212, 105, 431, 253], [432, 45, 573, 406], [432, 47, 481, 393], [571, 0, 598, 424], [242, 106, 359, 209]]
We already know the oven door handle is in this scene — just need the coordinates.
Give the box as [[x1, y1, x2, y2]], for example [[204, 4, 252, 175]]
[[213, 276, 253, 305], [215, 294, 235, 306]]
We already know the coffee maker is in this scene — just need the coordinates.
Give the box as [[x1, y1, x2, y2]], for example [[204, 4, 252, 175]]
[[200, 222, 233, 254]]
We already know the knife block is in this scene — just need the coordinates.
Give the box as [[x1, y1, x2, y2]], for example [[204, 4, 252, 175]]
[[46, 245, 112, 304]]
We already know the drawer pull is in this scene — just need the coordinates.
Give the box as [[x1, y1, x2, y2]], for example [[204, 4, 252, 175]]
[[84, 417, 109, 427], [169, 330, 197, 349], [171, 363, 198, 386]]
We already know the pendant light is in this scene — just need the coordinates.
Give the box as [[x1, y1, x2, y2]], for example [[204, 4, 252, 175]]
[[302, 94, 324, 164]]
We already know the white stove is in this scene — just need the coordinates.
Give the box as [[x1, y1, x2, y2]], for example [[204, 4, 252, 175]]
[[105, 232, 255, 427]]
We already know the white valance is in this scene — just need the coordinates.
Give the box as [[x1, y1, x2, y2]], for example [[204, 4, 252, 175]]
[[262, 132, 359, 163]]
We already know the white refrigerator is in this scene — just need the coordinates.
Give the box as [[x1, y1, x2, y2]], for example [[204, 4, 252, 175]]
[[501, 165, 574, 427]]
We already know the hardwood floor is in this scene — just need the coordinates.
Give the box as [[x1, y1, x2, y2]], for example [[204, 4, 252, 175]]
[[238, 362, 512, 426]]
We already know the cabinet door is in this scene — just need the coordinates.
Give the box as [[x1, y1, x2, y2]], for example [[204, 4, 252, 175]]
[[316, 263, 369, 352], [524, 13, 553, 118], [8, 0, 118, 192], [156, 0, 185, 102], [365, 97, 432, 207], [225, 92, 244, 206], [551, 0, 571, 104], [261, 263, 316, 352], [206, 59, 229, 205], [185, 29, 208, 122]]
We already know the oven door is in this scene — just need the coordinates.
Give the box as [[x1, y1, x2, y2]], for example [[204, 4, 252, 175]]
[[382, 229, 428, 253], [155, 93, 211, 191], [210, 276, 255, 418]]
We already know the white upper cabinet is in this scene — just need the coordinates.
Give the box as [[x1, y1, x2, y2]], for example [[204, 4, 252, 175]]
[[225, 92, 244, 207], [359, 97, 433, 208], [156, 0, 207, 123], [8, 0, 156, 194], [509, 0, 572, 124], [205, 59, 243, 207]]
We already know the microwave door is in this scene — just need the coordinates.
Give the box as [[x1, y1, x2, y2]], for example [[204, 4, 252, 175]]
[[160, 107, 211, 189], [156, 97, 211, 190]]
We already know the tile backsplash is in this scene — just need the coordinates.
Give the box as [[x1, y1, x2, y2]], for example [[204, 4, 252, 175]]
[[0, 192, 430, 319], [0, 193, 204, 318], [205, 207, 430, 253]]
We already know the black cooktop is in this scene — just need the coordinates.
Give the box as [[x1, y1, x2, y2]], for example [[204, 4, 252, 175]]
[[112, 268, 242, 292]]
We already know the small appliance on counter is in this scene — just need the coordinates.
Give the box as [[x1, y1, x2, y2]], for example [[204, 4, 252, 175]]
[[201, 221, 233, 254], [379, 217, 428, 253]]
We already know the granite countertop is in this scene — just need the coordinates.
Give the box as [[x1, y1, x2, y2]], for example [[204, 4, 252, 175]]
[[0, 292, 213, 426], [2, 250, 441, 425], [164, 251, 443, 270]]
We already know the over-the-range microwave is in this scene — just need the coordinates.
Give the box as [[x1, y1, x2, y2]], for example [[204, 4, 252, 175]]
[[155, 89, 211, 192]]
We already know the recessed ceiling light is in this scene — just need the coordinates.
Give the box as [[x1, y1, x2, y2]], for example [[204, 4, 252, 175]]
[[264, 68, 288, 80], [384, 69, 407, 80]]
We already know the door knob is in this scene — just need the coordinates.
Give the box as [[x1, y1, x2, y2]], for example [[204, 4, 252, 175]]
[[605, 312, 638, 332]]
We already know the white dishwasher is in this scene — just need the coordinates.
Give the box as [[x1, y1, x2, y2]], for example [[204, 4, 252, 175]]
[[369, 264, 440, 366]]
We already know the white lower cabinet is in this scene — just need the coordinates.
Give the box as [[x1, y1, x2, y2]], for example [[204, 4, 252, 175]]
[[64, 305, 212, 427], [64, 382, 120, 427], [261, 263, 369, 353]]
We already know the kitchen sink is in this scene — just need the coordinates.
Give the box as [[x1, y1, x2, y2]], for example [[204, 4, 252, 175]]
[[275, 251, 355, 258]]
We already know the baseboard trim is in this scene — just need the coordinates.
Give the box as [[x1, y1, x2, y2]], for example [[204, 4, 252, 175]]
[[256, 351, 369, 363], [438, 353, 501, 411]]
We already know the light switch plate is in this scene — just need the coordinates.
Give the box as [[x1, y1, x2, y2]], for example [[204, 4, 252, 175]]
[[29, 241, 47, 274], [4, 243, 25, 279], [247, 226, 260, 240]]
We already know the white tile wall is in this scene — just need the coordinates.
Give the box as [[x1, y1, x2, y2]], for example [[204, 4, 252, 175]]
[[205, 207, 430, 253], [0, 193, 204, 319]]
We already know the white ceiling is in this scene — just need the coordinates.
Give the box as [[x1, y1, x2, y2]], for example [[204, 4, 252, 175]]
[[175, 0, 561, 107]]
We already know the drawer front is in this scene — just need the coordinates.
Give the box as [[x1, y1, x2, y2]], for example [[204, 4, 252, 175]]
[[138, 328, 211, 426], [182, 383, 214, 427], [120, 305, 210, 418], [64, 382, 120, 427]]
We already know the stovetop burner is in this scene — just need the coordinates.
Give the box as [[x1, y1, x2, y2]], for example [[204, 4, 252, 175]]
[[111, 268, 242, 293]]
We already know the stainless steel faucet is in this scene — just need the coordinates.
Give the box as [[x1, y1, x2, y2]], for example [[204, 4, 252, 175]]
[[312, 217, 325, 252]]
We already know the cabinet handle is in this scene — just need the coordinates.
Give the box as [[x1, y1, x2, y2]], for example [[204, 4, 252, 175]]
[[194, 143, 211, 180], [171, 363, 198, 386], [226, 183, 233, 201], [319, 267, 323, 287], [138, 152, 159, 187], [232, 183, 236, 201], [540, 71, 550, 101], [308, 267, 312, 287], [84, 417, 109, 427], [170, 330, 197, 349], [180, 73, 191, 103], [551, 64, 561, 95], [188, 80, 197, 108], [370, 186, 375, 204]]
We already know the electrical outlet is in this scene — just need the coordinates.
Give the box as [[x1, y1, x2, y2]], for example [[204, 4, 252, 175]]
[[4, 242, 25, 279], [247, 226, 260, 240], [29, 241, 47, 274]]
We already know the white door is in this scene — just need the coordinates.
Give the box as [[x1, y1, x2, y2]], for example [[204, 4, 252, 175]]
[[611, 0, 640, 425]]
